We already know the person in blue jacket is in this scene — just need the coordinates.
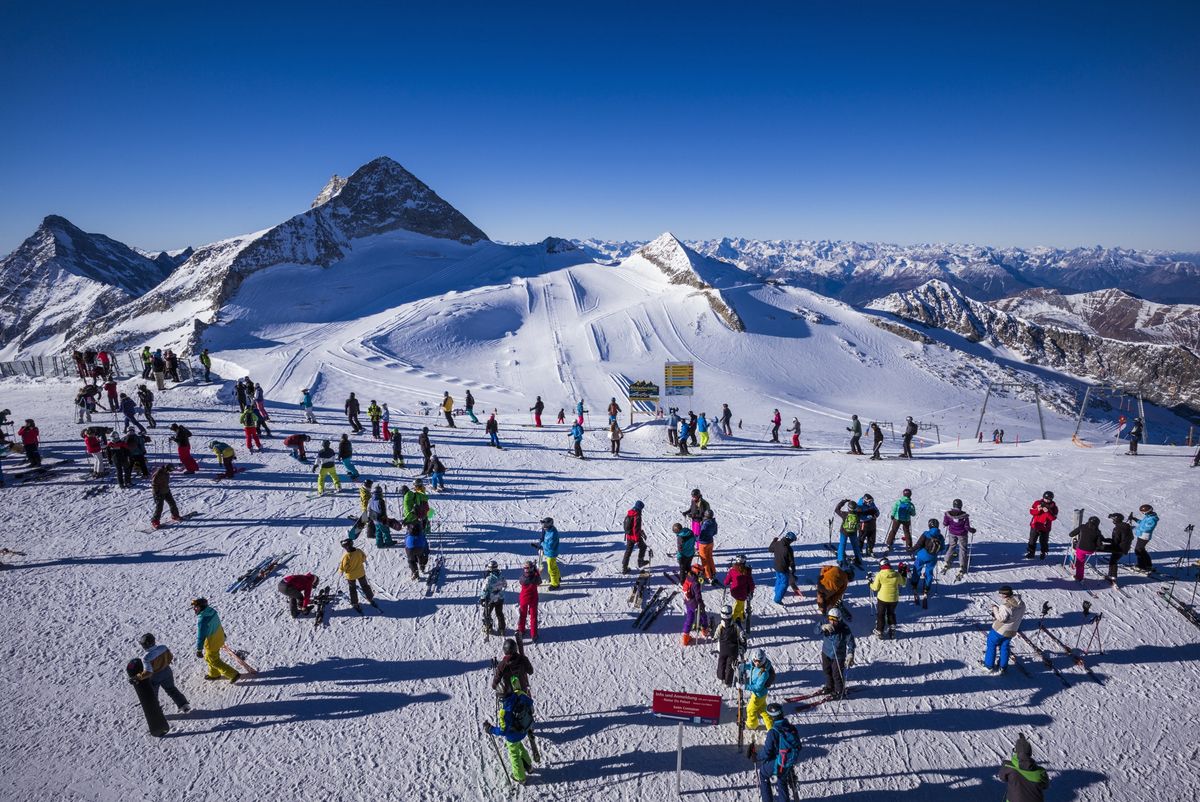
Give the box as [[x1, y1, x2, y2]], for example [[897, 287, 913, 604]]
[[538, 517, 561, 589], [300, 388, 317, 424], [676, 417, 690, 456], [756, 703, 802, 802], [911, 520, 945, 601], [1131, 504, 1159, 571], [404, 506, 429, 580], [696, 412, 711, 449], [666, 408, 680, 447], [815, 607, 855, 698], [484, 676, 536, 784], [569, 421, 584, 459]]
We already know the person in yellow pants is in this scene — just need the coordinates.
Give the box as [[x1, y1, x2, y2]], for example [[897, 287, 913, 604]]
[[191, 598, 239, 682], [697, 412, 711, 450], [312, 439, 342, 494], [742, 648, 775, 731], [538, 517, 561, 589]]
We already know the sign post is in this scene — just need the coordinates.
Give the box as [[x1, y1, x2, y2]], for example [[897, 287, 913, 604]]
[[651, 689, 721, 796], [663, 361, 694, 398], [627, 380, 661, 427]]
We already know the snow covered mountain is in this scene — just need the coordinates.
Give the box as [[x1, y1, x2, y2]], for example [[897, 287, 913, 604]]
[[868, 280, 1200, 412], [992, 287, 1200, 349], [0, 215, 174, 358]]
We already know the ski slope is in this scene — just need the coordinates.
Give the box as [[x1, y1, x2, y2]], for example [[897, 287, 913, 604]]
[[2, 374, 1199, 802]]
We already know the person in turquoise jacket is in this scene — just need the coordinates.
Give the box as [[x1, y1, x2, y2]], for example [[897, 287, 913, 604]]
[[1132, 504, 1159, 571], [538, 517, 561, 589], [569, 422, 584, 459], [300, 388, 317, 424], [742, 648, 776, 731], [191, 598, 239, 682]]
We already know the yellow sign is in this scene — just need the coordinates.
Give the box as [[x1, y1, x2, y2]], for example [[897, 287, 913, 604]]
[[664, 362, 694, 396]]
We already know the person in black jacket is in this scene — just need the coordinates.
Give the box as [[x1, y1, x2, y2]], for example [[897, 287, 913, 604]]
[[713, 604, 745, 687], [901, 416, 918, 458], [1104, 513, 1134, 584], [869, 422, 884, 460], [768, 532, 797, 604], [492, 637, 533, 696], [1068, 515, 1104, 582], [529, 397, 545, 427], [419, 426, 433, 474], [1126, 417, 1143, 455], [996, 733, 1049, 802], [345, 393, 363, 433]]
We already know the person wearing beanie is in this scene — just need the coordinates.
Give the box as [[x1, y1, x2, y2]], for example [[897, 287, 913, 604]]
[[883, 489, 916, 553], [815, 607, 855, 699], [868, 558, 902, 639], [621, 500, 649, 574], [982, 585, 1026, 675], [997, 733, 1049, 802], [768, 532, 797, 604], [1104, 513, 1135, 584], [191, 598, 239, 682], [756, 702, 802, 802], [1130, 504, 1159, 572]]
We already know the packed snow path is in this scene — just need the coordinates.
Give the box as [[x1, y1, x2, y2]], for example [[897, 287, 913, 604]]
[[3, 379, 1198, 802]]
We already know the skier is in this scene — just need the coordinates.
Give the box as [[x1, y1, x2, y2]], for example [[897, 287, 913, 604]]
[[789, 417, 801, 449], [485, 677, 536, 785], [486, 412, 502, 448], [1104, 512, 1134, 584], [981, 585, 1026, 675], [168, 423, 200, 473], [136, 633, 190, 712], [403, 511, 430, 579], [911, 520, 944, 604], [190, 598, 239, 682], [82, 429, 104, 477], [901, 416, 918, 458], [108, 434, 133, 487], [199, 348, 212, 382], [479, 560, 506, 636], [126, 429, 150, 478], [574, 399, 586, 424], [380, 403, 391, 441], [338, 538, 378, 613], [278, 572, 319, 618], [816, 607, 855, 698], [441, 391, 456, 428], [300, 388, 317, 424], [833, 498, 865, 568], [697, 510, 718, 583], [492, 636, 533, 695], [621, 500, 649, 574], [667, 408, 679, 447], [1130, 503, 1159, 571], [165, 350, 180, 383], [714, 604, 745, 686], [338, 433, 361, 481], [465, 390, 479, 424], [530, 396, 544, 427], [312, 439, 342, 493], [366, 400, 382, 439], [857, 494, 880, 557], [428, 453, 447, 492], [847, 414, 863, 454], [815, 563, 850, 616], [697, 412, 711, 449], [1068, 515, 1103, 582], [517, 559, 541, 641], [367, 485, 393, 547], [673, 522, 696, 580], [681, 564, 707, 646], [769, 409, 782, 443], [239, 405, 263, 451], [252, 384, 271, 436], [537, 517, 561, 589], [208, 439, 237, 478], [720, 403, 733, 437], [687, 411, 699, 447], [119, 393, 146, 434], [140, 346, 152, 380], [742, 648, 776, 731], [675, 415, 690, 456], [607, 398, 621, 425], [235, 378, 248, 412], [556, 408, 565, 425], [74, 386, 93, 424], [941, 499, 976, 576], [17, 420, 41, 467], [283, 432, 311, 461], [344, 392, 363, 433], [869, 558, 901, 638], [390, 428, 404, 468], [608, 421, 623, 456], [768, 532, 796, 605], [126, 658, 170, 737], [682, 488, 710, 538], [869, 422, 884, 460], [755, 703, 801, 802], [1127, 417, 1143, 455], [882, 489, 916, 553], [419, 426, 433, 474], [997, 733, 1050, 801], [569, 420, 585, 458], [103, 377, 119, 411], [149, 464, 183, 529], [723, 554, 756, 620], [1025, 491, 1058, 559]]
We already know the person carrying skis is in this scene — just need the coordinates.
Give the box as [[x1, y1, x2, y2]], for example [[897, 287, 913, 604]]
[[479, 560, 507, 636], [168, 423, 200, 473], [621, 500, 649, 574], [857, 494, 880, 557], [312, 439, 341, 493], [714, 604, 745, 687], [569, 420, 585, 458], [742, 648, 776, 731], [337, 433, 361, 481], [720, 403, 733, 436], [344, 392, 363, 433], [997, 733, 1050, 802], [768, 532, 796, 604], [982, 584, 1026, 675], [608, 421, 623, 456], [428, 453, 447, 491], [816, 564, 849, 616], [190, 598, 239, 682], [901, 416, 918, 458], [869, 422, 884, 460], [517, 559, 541, 641], [911, 520, 944, 603], [441, 391, 456, 428], [681, 564, 707, 646], [126, 656, 169, 737], [537, 518, 561, 589], [1130, 504, 1159, 571], [300, 388, 317, 423], [1127, 417, 1143, 455], [493, 636, 533, 695], [199, 348, 212, 382], [676, 415, 690, 455], [367, 485, 393, 547], [1068, 515, 1104, 582], [789, 417, 801, 449], [673, 522, 696, 579], [149, 464, 183, 529], [756, 703, 801, 802], [338, 538, 378, 612], [235, 378, 248, 413], [136, 633, 190, 712], [941, 499, 976, 575], [390, 428, 404, 468], [607, 398, 621, 425], [1025, 491, 1058, 559], [834, 499, 865, 568], [465, 390, 479, 424], [208, 439, 237, 478], [486, 412, 502, 448], [723, 554, 756, 620], [485, 676, 536, 785], [419, 426, 433, 474], [530, 396, 544, 427], [278, 572, 319, 618], [697, 509, 718, 583], [667, 408, 680, 447], [883, 489, 916, 553], [769, 409, 782, 443], [846, 414, 863, 455], [283, 432, 311, 461], [380, 403, 391, 440], [868, 557, 901, 638], [366, 400, 382, 439], [816, 607, 854, 699], [239, 405, 263, 451], [1103, 512, 1134, 584]]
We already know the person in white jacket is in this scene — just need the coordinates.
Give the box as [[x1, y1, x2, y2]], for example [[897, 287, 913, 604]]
[[982, 585, 1026, 675], [479, 560, 507, 636]]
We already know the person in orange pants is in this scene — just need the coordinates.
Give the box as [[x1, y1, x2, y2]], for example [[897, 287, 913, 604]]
[[696, 510, 718, 584]]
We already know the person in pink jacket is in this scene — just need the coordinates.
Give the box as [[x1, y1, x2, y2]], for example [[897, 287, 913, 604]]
[[722, 554, 756, 622]]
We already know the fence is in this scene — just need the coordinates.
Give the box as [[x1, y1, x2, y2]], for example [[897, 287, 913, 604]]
[[0, 351, 194, 382]]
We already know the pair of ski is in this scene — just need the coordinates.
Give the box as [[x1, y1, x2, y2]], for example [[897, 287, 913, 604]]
[[1014, 631, 1072, 687], [228, 552, 296, 592], [784, 686, 856, 711], [1157, 587, 1200, 630], [1037, 620, 1103, 685], [627, 569, 651, 607], [424, 554, 445, 597], [632, 587, 677, 631]]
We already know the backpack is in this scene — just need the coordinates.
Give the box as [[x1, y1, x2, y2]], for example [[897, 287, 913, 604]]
[[623, 514, 635, 537], [898, 500, 915, 519], [775, 725, 800, 773], [925, 535, 943, 556], [507, 692, 535, 734], [841, 511, 859, 534]]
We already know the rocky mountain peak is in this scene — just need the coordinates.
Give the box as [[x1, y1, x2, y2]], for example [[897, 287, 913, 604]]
[[311, 174, 347, 208]]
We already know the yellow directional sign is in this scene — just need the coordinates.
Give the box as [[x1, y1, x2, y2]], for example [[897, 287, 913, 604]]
[[664, 362, 694, 396]]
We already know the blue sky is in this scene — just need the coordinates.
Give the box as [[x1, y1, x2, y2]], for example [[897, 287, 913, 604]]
[[1, 1, 1197, 253]]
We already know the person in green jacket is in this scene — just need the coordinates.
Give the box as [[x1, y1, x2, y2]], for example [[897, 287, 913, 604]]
[[191, 598, 239, 682], [846, 414, 864, 455], [198, 348, 212, 382], [997, 733, 1049, 802], [239, 407, 263, 451], [883, 489, 916, 553], [366, 401, 383, 439]]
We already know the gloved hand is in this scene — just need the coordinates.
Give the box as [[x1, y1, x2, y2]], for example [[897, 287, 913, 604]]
[[195, 649, 203, 658], [821, 624, 834, 635], [968, 527, 977, 534], [847, 655, 855, 667]]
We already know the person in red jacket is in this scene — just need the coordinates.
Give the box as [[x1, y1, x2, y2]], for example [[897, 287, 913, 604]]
[[82, 430, 104, 477], [17, 420, 41, 467], [1025, 491, 1059, 559], [283, 433, 311, 461], [278, 573, 319, 618], [621, 500, 648, 574], [517, 560, 541, 642], [722, 554, 756, 621], [103, 378, 119, 411]]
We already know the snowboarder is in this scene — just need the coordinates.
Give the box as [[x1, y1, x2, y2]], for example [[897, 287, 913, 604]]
[[480, 560, 507, 636], [465, 390, 479, 424], [208, 439, 237, 478], [714, 604, 745, 686], [857, 494, 880, 557], [367, 485, 393, 547], [742, 648, 776, 731], [768, 532, 796, 604], [1131, 504, 1159, 571], [190, 598, 239, 682], [912, 520, 944, 602], [997, 734, 1050, 801], [198, 348, 212, 382], [868, 558, 901, 638], [367, 400, 382, 439], [769, 409, 782, 443], [901, 416, 918, 458], [834, 499, 865, 568], [1104, 512, 1134, 583], [816, 608, 855, 699], [789, 417, 801, 449], [136, 633, 190, 712], [300, 388, 317, 424], [239, 405, 263, 451], [621, 500, 649, 574], [485, 677, 536, 785], [344, 392, 363, 433], [537, 518, 561, 589], [492, 636, 533, 695], [884, 489, 916, 552], [982, 585, 1026, 675], [312, 439, 342, 493], [517, 559, 541, 641], [1025, 491, 1058, 559], [283, 432, 311, 461], [608, 421, 622, 455], [338, 538, 378, 613], [724, 554, 756, 620], [1127, 417, 1143, 455], [441, 391, 455, 428], [126, 657, 170, 737], [869, 422, 884, 460], [847, 414, 863, 455], [569, 420, 584, 458], [720, 403, 733, 437], [486, 413, 502, 448], [697, 510, 718, 583], [338, 433, 360, 481], [941, 499, 976, 575], [278, 572, 319, 618], [168, 423, 200, 473], [390, 428, 404, 468], [673, 522, 696, 579], [755, 703, 801, 802], [1068, 515, 1103, 582], [428, 453, 447, 492], [149, 464, 183, 529], [530, 396, 544, 427]]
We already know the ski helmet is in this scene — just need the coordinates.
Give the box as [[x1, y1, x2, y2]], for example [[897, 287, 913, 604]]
[[1087, 516, 1100, 526], [486, 560, 499, 572], [540, 517, 554, 528], [340, 538, 354, 549], [139, 633, 156, 649], [1139, 504, 1153, 513], [720, 604, 733, 619], [503, 639, 518, 656], [1043, 491, 1054, 500], [1108, 512, 1124, 521], [878, 557, 890, 568], [765, 702, 785, 719], [633, 500, 644, 511], [422, 426, 429, 433], [691, 488, 701, 498], [703, 509, 714, 519], [753, 648, 767, 662], [952, 499, 963, 509], [322, 439, 331, 447], [734, 554, 748, 565], [190, 598, 208, 611], [827, 607, 841, 619], [927, 519, 939, 528], [998, 585, 1014, 597], [784, 532, 797, 542], [862, 493, 873, 503], [902, 489, 912, 497]]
